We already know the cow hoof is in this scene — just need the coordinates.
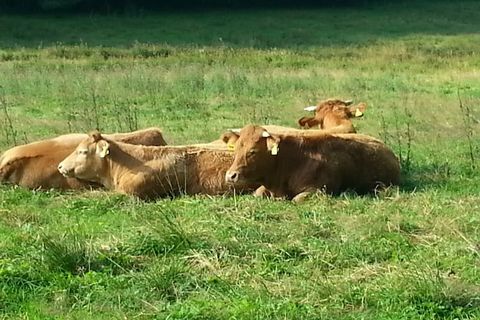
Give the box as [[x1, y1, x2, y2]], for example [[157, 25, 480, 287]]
[[253, 185, 273, 198], [292, 191, 312, 203]]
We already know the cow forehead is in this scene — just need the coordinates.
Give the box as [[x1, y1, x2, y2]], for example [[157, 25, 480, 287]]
[[76, 139, 96, 151], [240, 125, 267, 136], [232, 127, 266, 150], [318, 100, 347, 110], [324, 98, 348, 105], [319, 103, 351, 117], [238, 126, 266, 143]]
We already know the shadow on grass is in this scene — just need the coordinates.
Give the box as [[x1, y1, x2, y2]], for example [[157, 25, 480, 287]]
[[400, 162, 457, 193], [0, 1, 479, 49]]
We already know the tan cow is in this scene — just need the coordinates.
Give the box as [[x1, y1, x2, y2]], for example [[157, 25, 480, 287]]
[[57, 132, 255, 199], [225, 125, 400, 202], [0, 128, 167, 190], [298, 99, 366, 133], [219, 100, 367, 148], [220, 124, 354, 146]]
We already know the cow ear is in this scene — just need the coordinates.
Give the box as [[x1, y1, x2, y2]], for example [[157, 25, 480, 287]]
[[89, 130, 103, 142], [96, 140, 110, 158], [266, 135, 281, 156], [350, 102, 367, 117], [221, 131, 239, 145], [299, 116, 320, 129], [298, 116, 310, 128]]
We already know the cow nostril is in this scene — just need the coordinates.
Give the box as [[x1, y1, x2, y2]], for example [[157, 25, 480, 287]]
[[226, 171, 239, 183], [58, 163, 69, 176]]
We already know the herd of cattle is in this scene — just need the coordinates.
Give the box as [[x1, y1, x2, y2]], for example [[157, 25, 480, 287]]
[[0, 99, 401, 202]]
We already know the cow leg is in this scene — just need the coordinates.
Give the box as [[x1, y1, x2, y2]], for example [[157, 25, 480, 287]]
[[253, 185, 274, 198], [293, 186, 323, 203], [292, 191, 312, 203]]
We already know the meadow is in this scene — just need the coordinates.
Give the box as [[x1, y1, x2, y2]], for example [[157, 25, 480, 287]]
[[1, 1, 480, 318]]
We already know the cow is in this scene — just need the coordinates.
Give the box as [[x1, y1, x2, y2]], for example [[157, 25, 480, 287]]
[[220, 124, 366, 198], [220, 124, 347, 147], [224, 125, 400, 202], [219, 100, 367, 149], [0, 128, 167, 190], [57, 132, 255, 199], [298, 99, 367, 133]]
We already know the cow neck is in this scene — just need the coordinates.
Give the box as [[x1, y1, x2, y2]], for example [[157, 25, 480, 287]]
[[102, 141, 190, 191], [260, 137, 301, 195], [103, 141, 148, 189], [262, 135, 330, 197]]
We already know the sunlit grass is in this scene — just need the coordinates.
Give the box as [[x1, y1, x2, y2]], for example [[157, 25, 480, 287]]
[[1, 1, 480, 318]]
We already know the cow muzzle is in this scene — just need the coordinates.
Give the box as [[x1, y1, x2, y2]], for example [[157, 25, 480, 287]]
[[57, 162, 73, 177], [225, 170, 240, 184]]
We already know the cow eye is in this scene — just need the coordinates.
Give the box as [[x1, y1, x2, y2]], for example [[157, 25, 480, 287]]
[[248, 149, 256, 155]]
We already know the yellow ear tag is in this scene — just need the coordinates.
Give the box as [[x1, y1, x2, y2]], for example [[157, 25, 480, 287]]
[[355, 108, 363, 117], [271, 143, 279, 156], [227, 143, 235, 151], [99, 145, 109, 158]]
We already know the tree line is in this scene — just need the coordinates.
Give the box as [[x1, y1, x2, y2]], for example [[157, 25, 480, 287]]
[[1, 0, 408, 13]]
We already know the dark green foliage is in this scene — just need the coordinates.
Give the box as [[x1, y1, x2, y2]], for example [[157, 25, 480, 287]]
[[0, 0, 414, 13]]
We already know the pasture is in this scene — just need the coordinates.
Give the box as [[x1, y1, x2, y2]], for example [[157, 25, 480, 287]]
[[1, 1, 480, 318]]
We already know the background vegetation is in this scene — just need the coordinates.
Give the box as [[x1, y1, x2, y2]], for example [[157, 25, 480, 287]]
[[0, 0, 410, 13], [1, 1, 480, 318]]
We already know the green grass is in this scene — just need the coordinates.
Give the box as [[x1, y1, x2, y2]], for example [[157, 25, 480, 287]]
[[1, 1, 480, 318]]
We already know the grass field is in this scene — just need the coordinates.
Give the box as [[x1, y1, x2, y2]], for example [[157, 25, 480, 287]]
[[1, 1, 480, 318]]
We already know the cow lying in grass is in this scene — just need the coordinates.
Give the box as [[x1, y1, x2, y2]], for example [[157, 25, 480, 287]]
[[299, 98, 366, 133], [220, 119, 371, 197], [225, 125, 400, 202], [220, 99, 367, 146], [58, 132, 255, 199], [0, 128, 167, 190]]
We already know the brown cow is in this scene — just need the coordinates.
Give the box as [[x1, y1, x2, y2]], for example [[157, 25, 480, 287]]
[[219, 106, 366, 149], [220, 124, 363, 198], [220, 124, 349, 146], [0, 128, 167, 190], [298, 99, 366, 133], [225, 125, 400, 202], [57, 132, 255, 199]]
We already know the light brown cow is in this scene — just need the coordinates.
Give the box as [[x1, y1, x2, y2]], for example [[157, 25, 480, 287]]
[[220, 124, 351, 146], [0, 128, 167, 190], [298, 99, 367, 133], [57, 132, 255, 199], [220, 124, 365, 198], [225, 125, 400, 202]]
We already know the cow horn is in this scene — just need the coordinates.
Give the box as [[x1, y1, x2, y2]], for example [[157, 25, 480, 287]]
[[344, 99, 353, 105], [228, 128, 241, 133], [261, 131, 271, 138], [304, 106, 317, 112]]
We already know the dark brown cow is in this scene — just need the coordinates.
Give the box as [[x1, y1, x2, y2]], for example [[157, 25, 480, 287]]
[[57, 132, 255, 199], [0, 128, 167, 190], [225, 125, 400, 202], [298, 99, 366, 133]]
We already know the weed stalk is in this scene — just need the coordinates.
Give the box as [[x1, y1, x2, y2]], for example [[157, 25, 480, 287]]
[[457, 90, 476, 169], [0, 85, 18, 146]]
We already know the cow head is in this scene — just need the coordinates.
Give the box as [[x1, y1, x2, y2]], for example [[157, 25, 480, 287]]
[[298, 99, 367, 129], [58, 131, 110, 183], [220, 130, 242, 151], [225, 125, 280, 185]]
